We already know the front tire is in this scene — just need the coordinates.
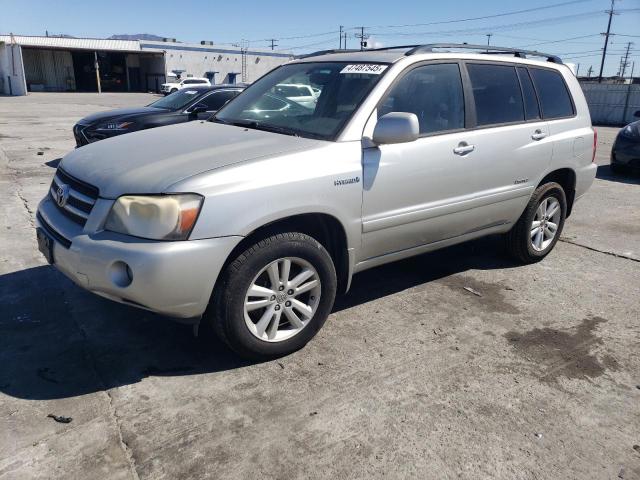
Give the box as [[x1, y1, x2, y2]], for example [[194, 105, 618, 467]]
[[209, 232, 337, 359], [505, 182, 567, 264]]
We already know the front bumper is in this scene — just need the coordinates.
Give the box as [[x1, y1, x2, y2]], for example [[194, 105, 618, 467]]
[[36, 196, 242, 318], [611, 136, 640, 169]]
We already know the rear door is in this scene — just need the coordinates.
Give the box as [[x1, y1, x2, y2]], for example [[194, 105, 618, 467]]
[[459, 62, 554, 215]]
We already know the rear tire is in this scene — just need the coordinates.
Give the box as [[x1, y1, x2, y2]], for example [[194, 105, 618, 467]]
[[208, 232, 337, 360], [170, 88, 178, 94], [505, 182, 567, 264]]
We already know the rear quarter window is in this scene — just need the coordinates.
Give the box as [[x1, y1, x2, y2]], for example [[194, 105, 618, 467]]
[[529, 68, 575, 119]]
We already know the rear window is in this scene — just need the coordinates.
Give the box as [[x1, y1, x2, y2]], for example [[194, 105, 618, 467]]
[[467, 64, 524, 126], [529, 68, 574, 119]]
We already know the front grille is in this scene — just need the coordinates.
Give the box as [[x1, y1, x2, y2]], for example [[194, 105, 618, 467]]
[[37, 211, 72, 248], [49, 167, 99, 227], [73, 124, 89, 147]]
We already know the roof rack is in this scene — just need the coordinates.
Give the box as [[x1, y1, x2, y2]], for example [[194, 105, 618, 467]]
[[296, 43, 562, 64], [404, 43, 562, 63], [295, 48, 360, 59]]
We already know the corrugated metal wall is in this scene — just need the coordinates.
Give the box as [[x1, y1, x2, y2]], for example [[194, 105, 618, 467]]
[[22, 48, 75, 91], [580, 82, 640, 126]]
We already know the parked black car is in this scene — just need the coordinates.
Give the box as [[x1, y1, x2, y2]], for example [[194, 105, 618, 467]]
[[611, 110, 640, 173], [73, 85, 244, 147]]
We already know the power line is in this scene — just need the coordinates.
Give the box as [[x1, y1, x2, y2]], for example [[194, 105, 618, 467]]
[[366, 10, 605, 37], [354, 0, 594, 30]]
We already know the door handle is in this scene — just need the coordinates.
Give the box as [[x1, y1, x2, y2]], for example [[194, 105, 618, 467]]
[[453, 142, 475, 155], [531, 129, 547, 141]]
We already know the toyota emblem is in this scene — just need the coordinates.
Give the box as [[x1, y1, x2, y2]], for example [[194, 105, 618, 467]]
[[55, 184, 70, 208]]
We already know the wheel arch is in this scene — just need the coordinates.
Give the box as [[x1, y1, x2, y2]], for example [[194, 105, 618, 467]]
[[220, 212, 352, 294], [537, 168, 577, 217]]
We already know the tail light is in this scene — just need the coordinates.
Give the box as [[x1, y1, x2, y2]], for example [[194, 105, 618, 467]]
[[592, 128, 597, 163]]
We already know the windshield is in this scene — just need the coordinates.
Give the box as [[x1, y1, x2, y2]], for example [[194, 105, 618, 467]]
[[214, 62, 389, 140], [149, 89, 204, 110]]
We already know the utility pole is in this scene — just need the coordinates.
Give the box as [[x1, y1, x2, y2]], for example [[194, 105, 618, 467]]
[[587, 65, 594, 78], [267, 39, 278, 50], [486, 33, 493, 52], [94, 51, 101, 93], [356, 27, 368, 51], [598, 0, 616, 83], [339, 26, 343, 49], [620, 41, 633, 78]]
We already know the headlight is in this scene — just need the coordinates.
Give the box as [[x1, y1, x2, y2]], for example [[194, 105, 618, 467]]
[[621, 124, 639, 138], [105, 194, 203, 240], [98, 121, 135, 131]]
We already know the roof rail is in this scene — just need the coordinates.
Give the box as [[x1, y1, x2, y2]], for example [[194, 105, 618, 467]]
[[295, 48, 360, 59], [294, 43, 562, 64], [404, 43, 562, 63]]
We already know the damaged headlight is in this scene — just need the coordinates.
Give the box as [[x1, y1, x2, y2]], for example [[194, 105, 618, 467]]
[[105, 194, 203, 240]]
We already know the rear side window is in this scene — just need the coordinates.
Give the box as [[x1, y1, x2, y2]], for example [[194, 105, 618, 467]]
[[529, 68, 574, 119], [379, 63, 465, 135], [200, 90, 239, 111], [517, 67, 541, 121], [467, 64, 524, 126]]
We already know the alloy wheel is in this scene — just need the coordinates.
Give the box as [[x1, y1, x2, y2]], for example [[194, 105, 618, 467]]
[[243, 257, 321, 342], [530, 196, 561, 252]]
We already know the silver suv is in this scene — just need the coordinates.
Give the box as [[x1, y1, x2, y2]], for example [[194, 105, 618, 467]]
[[36, 44, 597, 359]]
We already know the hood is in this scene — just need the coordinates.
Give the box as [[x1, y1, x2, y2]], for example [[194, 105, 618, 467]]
[[60, 121, 325, 199], [78, 106, 167, 126]]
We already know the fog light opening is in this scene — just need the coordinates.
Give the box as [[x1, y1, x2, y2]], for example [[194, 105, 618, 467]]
[[109, 261, 133, 288]]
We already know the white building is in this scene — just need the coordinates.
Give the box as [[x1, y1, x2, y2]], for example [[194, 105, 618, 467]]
[[0, 34, 293, 95]]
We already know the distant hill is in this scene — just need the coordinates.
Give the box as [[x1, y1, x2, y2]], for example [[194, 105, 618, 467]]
[[108, 34, 167, 41]]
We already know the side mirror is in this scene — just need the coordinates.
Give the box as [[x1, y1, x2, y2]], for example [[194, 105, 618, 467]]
[[372, 112, 419, 145], [634, 110, 640, 118], [190, 103, 208, 115]]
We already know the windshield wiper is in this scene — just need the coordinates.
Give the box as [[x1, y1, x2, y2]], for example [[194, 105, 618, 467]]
[[218, 119, 299, 137]]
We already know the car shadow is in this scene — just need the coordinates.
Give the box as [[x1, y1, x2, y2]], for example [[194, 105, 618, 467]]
[[596, 164, 640, 185], [0, 236, 516, 401]]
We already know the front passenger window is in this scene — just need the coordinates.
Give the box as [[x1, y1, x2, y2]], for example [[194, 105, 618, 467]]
[[378, 63, 465, 135]]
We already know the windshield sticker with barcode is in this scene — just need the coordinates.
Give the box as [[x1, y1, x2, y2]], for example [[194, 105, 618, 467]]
[[340, 64, 388, 75], [184, 90, 199, 95]]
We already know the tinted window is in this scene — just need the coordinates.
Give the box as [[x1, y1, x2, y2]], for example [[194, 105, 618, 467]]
[[379, 63, 464, 134], [200, 90, 239, 111], [530, 68, 574, 119], [467, 64, 524, 126], [148, 89, 203, 110], [517, 67, 541, 120]]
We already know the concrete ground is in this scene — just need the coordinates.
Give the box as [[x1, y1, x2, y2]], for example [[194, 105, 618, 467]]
[[0, 92, 639, 480]]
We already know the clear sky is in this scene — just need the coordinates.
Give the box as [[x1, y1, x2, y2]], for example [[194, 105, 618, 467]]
[[2, 0, 639, 76]]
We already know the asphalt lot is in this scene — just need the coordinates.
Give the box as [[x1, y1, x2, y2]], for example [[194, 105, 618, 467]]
[[0, 92, 639, 480]]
